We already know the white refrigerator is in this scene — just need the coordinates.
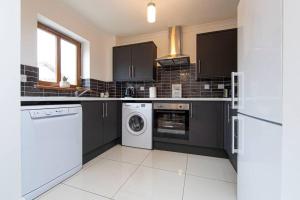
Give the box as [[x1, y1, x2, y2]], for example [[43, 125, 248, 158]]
[[236, 0, 283, 199]]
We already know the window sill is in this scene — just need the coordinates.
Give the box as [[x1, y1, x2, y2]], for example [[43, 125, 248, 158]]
[[35, 84, 79, 92]]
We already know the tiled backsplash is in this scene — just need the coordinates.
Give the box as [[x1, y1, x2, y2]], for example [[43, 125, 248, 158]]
[[21, 65, 75, 96], [21, 64, 231, 98]]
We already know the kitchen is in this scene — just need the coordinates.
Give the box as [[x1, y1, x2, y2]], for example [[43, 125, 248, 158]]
[[1, 0, 300, 200]]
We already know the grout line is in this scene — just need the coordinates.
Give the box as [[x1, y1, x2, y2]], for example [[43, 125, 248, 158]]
[[181, 154, 189, 200], [62, 183, 113, 200], [185, 172, 237, 184], [101, 157, 140, 166], [141, 164, 187, 175], [186, 153, 237, 184], [111, 150, 152, 199]]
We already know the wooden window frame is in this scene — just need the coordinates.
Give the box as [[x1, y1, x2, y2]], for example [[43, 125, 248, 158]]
[[37, 22, 81, 87]]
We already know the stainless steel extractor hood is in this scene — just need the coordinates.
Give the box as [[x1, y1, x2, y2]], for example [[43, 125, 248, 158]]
[[156, 26, 190, 66]]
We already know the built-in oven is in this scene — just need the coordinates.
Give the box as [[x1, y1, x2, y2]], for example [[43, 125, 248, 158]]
[[153, 103, 190, 140]]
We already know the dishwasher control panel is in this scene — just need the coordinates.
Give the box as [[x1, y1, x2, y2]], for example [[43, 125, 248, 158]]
[[30, 108, 70, 119]]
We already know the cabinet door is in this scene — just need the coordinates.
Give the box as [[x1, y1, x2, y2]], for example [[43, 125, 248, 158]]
[[237, 114, 281, 200], [113, 46, 132, 81], [131, 42, 157, 81], [103, 101, 120, 144], [224, 102, 237, 170], [189, 102, 224, 148], [197, 29, 237, 77], [81, 102, 104, 154]]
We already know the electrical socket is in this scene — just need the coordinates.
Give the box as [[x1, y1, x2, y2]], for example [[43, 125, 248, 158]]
[[218, 84, 225, 89], [204, 84, 210, 90], [140, 86, 145, 91], [21, 74, 27, 82]]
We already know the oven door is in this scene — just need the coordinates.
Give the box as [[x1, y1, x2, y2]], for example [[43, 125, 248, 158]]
[[154, 109, 189, 139]]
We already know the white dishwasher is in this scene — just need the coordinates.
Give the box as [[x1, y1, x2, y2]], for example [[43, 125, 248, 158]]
[[21, 104, 82, 200]]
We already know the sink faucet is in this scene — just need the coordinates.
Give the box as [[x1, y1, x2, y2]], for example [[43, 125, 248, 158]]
[[74, 89, 90, 97]]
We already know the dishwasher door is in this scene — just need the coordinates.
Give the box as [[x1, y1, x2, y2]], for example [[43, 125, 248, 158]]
[[21, 105, 82, 199]]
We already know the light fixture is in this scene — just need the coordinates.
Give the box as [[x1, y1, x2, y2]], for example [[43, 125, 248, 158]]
[[147, 1, 156, 23]]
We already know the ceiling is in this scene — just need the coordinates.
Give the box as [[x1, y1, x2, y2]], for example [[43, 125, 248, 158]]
[[60, 0, 239, 37]]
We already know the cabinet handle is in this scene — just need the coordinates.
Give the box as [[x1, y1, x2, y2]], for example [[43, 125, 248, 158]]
[[231, 116, 239, 154], [102, 103, 105, 118], [190, 103, 193, 118], [106, 102, 108, 117], [198, 60, 201, 73], [132, 65, 135, 78], [129, 66, 131, 78]]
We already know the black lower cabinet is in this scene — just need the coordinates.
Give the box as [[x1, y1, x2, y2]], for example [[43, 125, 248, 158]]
[[103, 101, 121, 144], [81, 101, 121, 163], [82, 102, 104, 155], [224, 102, 237, 171], [189, 101, 224, 149]]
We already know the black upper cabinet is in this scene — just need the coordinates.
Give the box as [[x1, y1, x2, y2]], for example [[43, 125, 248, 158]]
[[131, 43, 157, 81], [113, 46, 132, 81], [113, 42, 157, 81], [189, 101, 224, 149], [196, 29, 237, 78]]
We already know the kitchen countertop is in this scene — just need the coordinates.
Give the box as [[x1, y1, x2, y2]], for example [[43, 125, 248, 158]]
[[21, 96, 231, 102]]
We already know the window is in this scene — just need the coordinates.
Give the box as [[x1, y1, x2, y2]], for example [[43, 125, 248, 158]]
[[37, 22, 81, 86]]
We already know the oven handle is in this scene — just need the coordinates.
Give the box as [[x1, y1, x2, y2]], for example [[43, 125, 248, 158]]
[[154, 110, 188, 113]]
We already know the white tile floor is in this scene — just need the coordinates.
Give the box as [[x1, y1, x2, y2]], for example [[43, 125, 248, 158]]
[[37, 145, 237, 200]]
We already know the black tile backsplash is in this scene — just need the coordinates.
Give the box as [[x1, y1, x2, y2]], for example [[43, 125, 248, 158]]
[[21, 64, 231, 98]]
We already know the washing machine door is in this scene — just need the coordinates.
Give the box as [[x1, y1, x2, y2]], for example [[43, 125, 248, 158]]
[[127, 112, 147, 136]]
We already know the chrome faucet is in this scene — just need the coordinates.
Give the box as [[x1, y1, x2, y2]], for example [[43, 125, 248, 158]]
[[74, 89, 90, 97]]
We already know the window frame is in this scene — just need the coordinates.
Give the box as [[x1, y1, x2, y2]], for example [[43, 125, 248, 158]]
[[37, 22, 82, 87]]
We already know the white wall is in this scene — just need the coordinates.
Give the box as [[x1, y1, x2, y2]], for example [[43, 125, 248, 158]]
[[282, 0, 300, 199], [116, 19, 237, 64], [0, 0, 21, 199], [21, 0, 116, 81]]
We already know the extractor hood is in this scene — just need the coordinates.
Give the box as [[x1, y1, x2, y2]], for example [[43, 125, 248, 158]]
[[156, 26, 190, 66]]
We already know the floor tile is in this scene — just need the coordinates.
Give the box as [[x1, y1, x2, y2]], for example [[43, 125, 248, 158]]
[[82, 155, 104, 169], [114, 166, 185, 200], [101, 145, 150, 164], [36, 184, 109, 200], [142, 150, 187, 174], [187, 154, 237, 183], [64, 159, 138, 198], [183, 175, 236, 200]]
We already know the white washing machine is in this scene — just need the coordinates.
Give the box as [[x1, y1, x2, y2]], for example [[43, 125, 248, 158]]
[[122, 103, 152, 149]]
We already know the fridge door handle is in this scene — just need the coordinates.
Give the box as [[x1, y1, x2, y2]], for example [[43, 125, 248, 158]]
[[231, 72, 244, 110], [231, 72, 237, 109], [232, 116, 239, 154]]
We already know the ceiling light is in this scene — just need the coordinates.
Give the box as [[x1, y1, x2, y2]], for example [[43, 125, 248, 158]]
[[147, 1, 156, 23]]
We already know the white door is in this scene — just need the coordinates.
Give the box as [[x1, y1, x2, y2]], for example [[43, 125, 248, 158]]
[[237, 0, 282, 123], [237, 114, 282, 200]]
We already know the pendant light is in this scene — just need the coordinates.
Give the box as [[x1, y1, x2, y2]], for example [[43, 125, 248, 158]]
[[147, 1, 156, 23]]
